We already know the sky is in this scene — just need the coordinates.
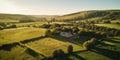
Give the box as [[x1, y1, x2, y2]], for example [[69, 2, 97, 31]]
[[0, 0, 120, 15]]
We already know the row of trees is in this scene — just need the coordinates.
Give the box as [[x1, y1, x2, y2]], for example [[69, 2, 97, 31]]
[[0, 23, 17, 30], [42, 45, 73, 60], [78, 24, 120, 37]]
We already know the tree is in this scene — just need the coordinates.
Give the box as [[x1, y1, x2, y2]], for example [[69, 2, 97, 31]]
[[45, 29, 51, 36], [67, 45, 73, 53], [41, 24, 51, 28], [53, 50, 59, 58], [10, 24, 17, 28], [72, 27, 79, 34], [58, 49, 65, 57]]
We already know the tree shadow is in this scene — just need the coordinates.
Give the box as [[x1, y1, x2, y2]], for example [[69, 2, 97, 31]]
[[25, 48, 45, 58], [68, 53, 86, 60], [0, 43, 19, 51], [111, 37, 120, 41], [104, 38, 120, 44], [20, 36, 46, 44], [90, 47, 120, 60], [26, 48, 39, 57]]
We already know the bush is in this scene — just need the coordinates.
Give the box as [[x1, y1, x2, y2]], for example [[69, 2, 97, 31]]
[[41, 24, 51, 28], [50, 24, 61, 29], [103, 20, 111, 23], [45, 29, 52, 36], [67, 45, 73, 53]]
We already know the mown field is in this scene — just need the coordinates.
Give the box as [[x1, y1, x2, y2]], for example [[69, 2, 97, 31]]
[[0, 45, 44, 60], [0, 27, 46, 45], [26, 37, 84, 57]]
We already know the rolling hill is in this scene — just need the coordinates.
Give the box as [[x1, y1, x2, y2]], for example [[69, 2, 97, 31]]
[[1, 10, 120, 22], [55, 10, 120, 21], [0, 13, 47, 23]]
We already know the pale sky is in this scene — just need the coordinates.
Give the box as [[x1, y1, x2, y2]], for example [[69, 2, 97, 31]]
[[0, 0, 120, 15]]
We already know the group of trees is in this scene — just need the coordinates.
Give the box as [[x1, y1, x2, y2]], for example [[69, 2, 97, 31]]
[[78, 30, 106, 38], [0, 23, 17, 30], [78, 24, 120, 37], [45, 25, 80, 37], [44, 23, 115, 39], [42, 45, 73, 60]]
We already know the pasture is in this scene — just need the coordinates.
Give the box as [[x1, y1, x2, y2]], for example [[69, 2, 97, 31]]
[[26, 37, 84, 57], [0, 27, 46, 45], [95, 23, 120, 29]]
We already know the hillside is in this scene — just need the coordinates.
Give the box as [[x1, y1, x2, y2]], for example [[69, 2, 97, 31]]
[[0, 13, 45, 23], [1, 10, 120, 22], [55, 10, 120, 21], [32, 15, 58, 18]]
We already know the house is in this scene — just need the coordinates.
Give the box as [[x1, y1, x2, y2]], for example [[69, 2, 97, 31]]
[[60, 31, 73, 37]]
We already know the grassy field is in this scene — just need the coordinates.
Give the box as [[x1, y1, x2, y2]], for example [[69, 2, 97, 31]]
[[111, 20, 120, 23], [0, 27, 120, 60], [26, 37, 84, 57], [16, 22, 69, 27], [0, 19, 19, 23], [0, 45, 44, 60], [0, 27, 46, 45], [68, 36, 120, 60], [96, 23, 120, 29]]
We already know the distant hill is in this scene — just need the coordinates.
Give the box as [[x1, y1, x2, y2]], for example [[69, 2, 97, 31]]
[[31, 15, 58, 18], [0, 10, 120, 22], [0, 13, 49, 22], [55, 10, 120, 21]]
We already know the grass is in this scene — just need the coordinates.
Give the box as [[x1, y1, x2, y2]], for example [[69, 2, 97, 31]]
[[75, 51, 112, 60], [68, 36, 120, 60], [111, 19, 120, 23], [95, 23, 120, 29], [0, 27, 46, 45], [0, 19, 19, 23], [16, 22, 69, 27], [26, 37, 84, 57], [0, 45, 44, 60]]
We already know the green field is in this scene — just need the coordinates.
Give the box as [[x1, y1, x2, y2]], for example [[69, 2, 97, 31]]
[[0, 27, 46, 45], [96, 23, 120, 29], [0, 19, 19, 23], [68, 36, 120, 60], [0, 10, 120, 60], [0, 45, 44, 60], [16, 22, 69, 27], [26, 37, 84, 57]]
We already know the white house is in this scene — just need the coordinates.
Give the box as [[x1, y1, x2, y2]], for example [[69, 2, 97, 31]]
[[60, 32, 73, 37]]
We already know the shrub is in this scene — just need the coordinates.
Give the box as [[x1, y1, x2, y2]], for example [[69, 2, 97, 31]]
[[45, 29, 52, 36], [67, 45, 73, 53], [50, 24, 61, 29], [41, 24, 51, 28]]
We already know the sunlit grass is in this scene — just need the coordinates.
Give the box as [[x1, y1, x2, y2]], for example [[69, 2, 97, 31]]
[[0, 27, 46, 45], [26, 37, 84, 57], [96, 23, 120, 29]]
